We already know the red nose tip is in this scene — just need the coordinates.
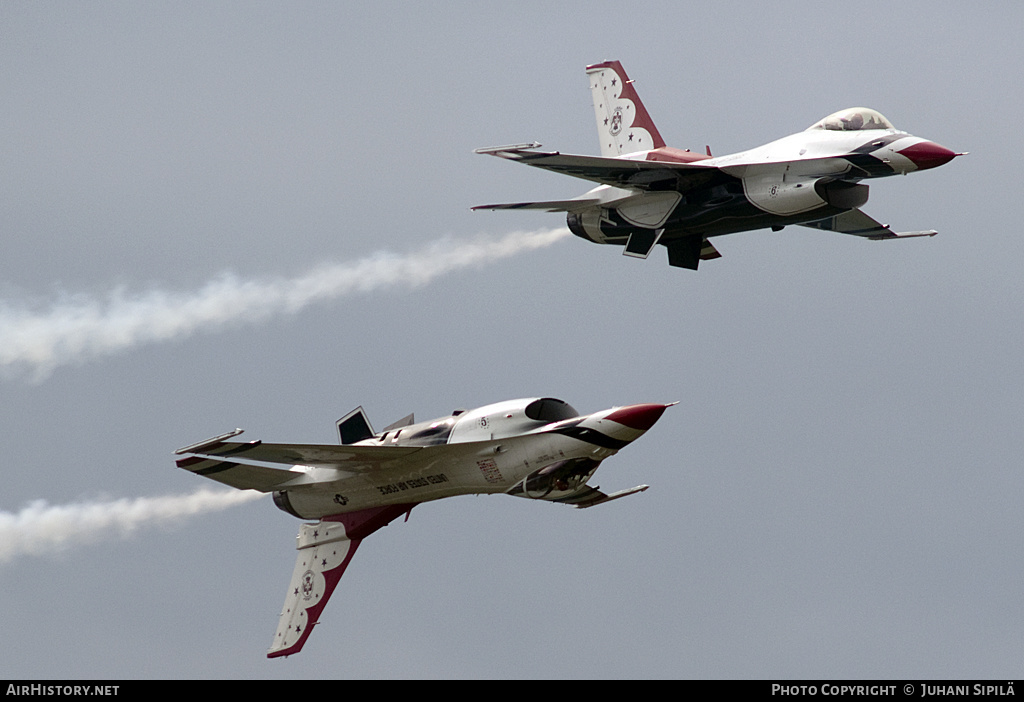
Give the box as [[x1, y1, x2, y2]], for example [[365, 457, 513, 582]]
[[604, 403, 671, 431], [898, 141, 957, 171]]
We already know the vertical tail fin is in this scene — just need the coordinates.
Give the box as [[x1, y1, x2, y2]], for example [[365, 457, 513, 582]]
[[267, 504, 416, 658], [586, 61, 666, 157]]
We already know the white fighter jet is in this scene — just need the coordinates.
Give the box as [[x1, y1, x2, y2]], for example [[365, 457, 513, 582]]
[[474, 60, 963, 269], [176, 397, 672, 658]]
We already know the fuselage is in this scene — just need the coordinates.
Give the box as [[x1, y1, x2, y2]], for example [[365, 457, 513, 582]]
[[477, 62, 961, 267], [567, 107, 957, 246], [272, 398, 669, 519]]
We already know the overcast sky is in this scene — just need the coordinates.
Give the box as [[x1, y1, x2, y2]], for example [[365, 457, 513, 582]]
[[2, 2, 1021, 679]]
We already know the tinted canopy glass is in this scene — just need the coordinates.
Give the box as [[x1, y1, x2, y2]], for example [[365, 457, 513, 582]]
[[525, 398, 579, 422], [808, 108, 894, 132]]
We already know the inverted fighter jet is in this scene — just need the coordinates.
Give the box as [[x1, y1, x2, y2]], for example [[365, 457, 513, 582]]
[[473, 60, 963, 269], [176, 397, 671, 658]]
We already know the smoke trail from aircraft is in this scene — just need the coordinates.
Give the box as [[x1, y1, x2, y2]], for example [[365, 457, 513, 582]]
[[0, 227, 571, 381], [0, 488, 265, 564]]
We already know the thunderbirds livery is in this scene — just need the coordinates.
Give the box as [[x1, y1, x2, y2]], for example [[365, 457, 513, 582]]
[[176, 397, 672, 657], [474, 60, 962, 269]]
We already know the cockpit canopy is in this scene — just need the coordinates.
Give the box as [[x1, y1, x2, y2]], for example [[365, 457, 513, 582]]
[[808, 107, 894, 132], [386, 397, 581, 447], [524, 397, 579, 423]]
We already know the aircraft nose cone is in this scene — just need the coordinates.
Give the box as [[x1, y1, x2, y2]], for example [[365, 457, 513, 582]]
[[604, 403, 671, 432], [898, 140, 957, 171]]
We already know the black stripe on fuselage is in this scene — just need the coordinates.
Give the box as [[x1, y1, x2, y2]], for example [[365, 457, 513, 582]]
[[551, 426, 630, 449], [843, 153, 895, 178], [843, 134, 904, 178], [851, 133, 906, 155]]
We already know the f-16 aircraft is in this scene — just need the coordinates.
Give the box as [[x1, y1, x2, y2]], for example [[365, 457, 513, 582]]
[[176, 397, 672, 658], [473, 60, 963, 269]]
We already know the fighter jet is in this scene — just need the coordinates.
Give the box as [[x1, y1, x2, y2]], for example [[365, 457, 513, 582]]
[[176, 397, 672, 658], [473, 60, 963, 269]]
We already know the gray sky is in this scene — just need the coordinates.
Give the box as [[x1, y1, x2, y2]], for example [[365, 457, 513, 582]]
[[2, 1, 1021, 679]]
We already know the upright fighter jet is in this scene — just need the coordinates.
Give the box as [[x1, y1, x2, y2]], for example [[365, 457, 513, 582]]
[[474, 60, 962, 269], [176, 397, 672, 658]]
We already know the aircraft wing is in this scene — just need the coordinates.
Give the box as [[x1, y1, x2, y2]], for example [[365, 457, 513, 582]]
[[800, 208, 937, 240], [176, 430, 536, 491], [475, 145, 718, 191], [182, 439, 422, 466], [175, 430, 424, 491], [471, 198, 602, 213]]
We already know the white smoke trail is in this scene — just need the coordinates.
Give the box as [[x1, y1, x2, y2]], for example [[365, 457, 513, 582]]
[[0, 227, 570, 380], [0, 488, 265, 564]]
